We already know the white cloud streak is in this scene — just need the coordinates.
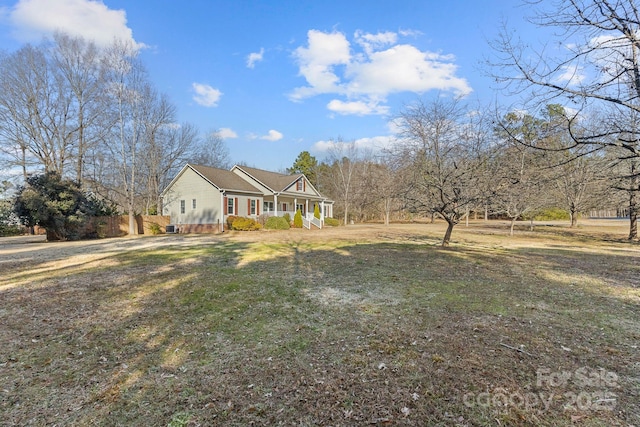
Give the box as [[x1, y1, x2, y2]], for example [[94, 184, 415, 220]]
[[6, 0, 144, 49], [247, 47, 264, 68], [313, 135, 395, 152], [192, 83, 222, 107]]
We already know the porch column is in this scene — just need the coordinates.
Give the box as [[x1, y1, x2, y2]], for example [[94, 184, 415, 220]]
[[321, 201, 325, 220], [274, 194, 278, 216], [220, 191, 225, 232], [294, 198, 297, 214], [305, 199, 309, 217]]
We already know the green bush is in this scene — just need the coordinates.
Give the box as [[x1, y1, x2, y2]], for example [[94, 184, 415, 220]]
[[314, 204, 321, 219], [13, 171, 114, 241], [324, 217, 340, 226], [231, 216, 262, 231], [0, 223, 23, 236], [148, 222, 162, 235], [293, 209, 303, 228], [533, 208, 570, 221], [283, 213, 291, 224], [264, 216, 290, 230]]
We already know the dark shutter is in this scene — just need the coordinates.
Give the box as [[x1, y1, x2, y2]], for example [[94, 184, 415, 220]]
[[235, 198, 238, 215], [224, 197, 228, 214]]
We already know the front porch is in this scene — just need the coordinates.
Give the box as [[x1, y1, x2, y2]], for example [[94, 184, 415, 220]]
[[261, 196, 333, 222]]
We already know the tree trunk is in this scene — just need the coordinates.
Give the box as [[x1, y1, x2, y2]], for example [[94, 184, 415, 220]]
[[128, 198, 136, 235], [569, 204, 578, 228], [629, 190, 638, 241], [46, 228, 63, 241], [509, 218, 516, 236], [529, 217, 534, 231], [343, 199, 349, 226], [442, 220, 455, 246]]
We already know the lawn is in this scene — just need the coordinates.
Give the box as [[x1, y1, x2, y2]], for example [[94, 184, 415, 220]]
[[0, 221, 638, 426]]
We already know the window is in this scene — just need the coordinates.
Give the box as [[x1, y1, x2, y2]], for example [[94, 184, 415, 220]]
[[263, 201, 274, 212], [250, 199, 256, 215], [227, 197, 234, 215], [296, 204, 305, 215], [296, 179, 304, 191], [180, 200, 185, 214], [192, 199, 196, 209]]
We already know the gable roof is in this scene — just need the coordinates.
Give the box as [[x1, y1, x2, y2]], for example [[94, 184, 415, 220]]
[[188, 164, 262, 194], [233, 165, 303, 192]]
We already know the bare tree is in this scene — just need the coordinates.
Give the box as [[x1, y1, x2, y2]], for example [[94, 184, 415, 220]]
[[489, 0, 640, 239], [0, 43, 75, 178], [51, 32, 106, 186], [493, 142, 551, 235], [101, 40, 151, 235], [323, 139, 365, 225], [188, 130, 231, 169], [369, 153, 405, 226], [393, 98, 489, 246]]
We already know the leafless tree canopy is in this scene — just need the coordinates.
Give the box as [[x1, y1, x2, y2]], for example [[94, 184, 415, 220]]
[[0, 32, 223, 222]]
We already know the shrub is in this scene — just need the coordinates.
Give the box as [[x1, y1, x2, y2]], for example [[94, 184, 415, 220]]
[[13, 171, 114, 241], [324, 217, 340, 226], [0, 199, 22, 237], [264, 216, 290, 230], [231, 216, 262, 231], [314, 204, 321, 219], [148, 222, 162, 235], [532, 208, 570, 221], [283, 213, 291, 224], [293, 209, 303, 228], [226, 215, 239, 230]]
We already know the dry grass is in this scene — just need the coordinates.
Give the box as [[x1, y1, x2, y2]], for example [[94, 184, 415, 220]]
[[0, 220, 638, 426]]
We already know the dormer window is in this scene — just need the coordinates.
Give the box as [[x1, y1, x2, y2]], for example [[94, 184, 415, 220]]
[[296, 179, 304, 191]]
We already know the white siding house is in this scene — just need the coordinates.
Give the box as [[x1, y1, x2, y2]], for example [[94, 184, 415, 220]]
[[161, 164, 333, 232]]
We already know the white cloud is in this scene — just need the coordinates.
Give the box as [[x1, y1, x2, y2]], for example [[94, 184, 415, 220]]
[[313, 135, 394, 152], [354, 30, 397, 54], [218, 128, 238, 139], [260, 130, 283, 141], [192, 83, 222, 107], [347, 44, 471, 97], [7, 0, 143, 49], [247, 47, 264, 68], [290, 30, 351, 100], [556, 64, 585, 85], [290, 29, 472, 116], [327, 99, 389, 116], [399, 28, 423, 38]]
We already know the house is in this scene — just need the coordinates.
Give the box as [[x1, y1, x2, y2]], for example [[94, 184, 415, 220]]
[[161, 163, 333, 233]]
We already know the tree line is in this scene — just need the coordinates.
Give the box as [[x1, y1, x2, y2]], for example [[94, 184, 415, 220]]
[[292, 0, 640, 245], [290, 97, 632, 246], [289, 98, 640, 245], [0, 32, 231, 235]]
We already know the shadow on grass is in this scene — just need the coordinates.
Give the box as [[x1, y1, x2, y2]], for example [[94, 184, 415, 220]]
[[1, 236, 638, 426]]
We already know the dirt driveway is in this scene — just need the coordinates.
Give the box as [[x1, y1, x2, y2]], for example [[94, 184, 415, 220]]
[[0, 233, 225, 273]]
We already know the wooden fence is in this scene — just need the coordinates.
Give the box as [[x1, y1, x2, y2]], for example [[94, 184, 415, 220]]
[[92, 215, 171, 238]]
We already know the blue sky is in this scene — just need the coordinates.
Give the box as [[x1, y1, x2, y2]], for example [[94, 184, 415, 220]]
[[0, 0, 538, 171]]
